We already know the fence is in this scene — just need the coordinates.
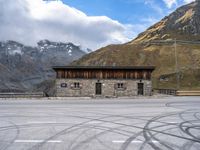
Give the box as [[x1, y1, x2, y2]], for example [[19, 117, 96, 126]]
[[0, 92, 45, 98], [154, 89, 177, 96], [176, 91, 200, 96]]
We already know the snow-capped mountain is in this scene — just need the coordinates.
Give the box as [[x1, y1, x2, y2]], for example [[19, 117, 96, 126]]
[[0, 40, 86, 94]]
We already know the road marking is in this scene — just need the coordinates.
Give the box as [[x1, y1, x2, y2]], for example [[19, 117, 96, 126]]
[[15, 140, 62, 143], [112, 140, 159, 143], [27, 122, 58, 124], [169, 122, 178, 124]]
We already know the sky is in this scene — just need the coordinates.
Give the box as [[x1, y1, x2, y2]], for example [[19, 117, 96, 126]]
[[0, 0, 195, 50]]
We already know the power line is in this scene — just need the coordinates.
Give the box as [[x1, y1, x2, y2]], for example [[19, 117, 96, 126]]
[[174, 39, 180, 90]]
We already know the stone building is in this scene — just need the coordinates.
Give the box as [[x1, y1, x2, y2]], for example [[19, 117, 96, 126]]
[[53, 66, 155, 97]]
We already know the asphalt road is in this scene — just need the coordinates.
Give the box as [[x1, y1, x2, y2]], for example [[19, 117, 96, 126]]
[[0, 97, 200, 150]]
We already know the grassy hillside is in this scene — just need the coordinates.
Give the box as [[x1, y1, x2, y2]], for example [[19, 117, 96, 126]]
[[72, 42, 200, 90]]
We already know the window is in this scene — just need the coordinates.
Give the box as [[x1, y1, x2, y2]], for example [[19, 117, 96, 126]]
[[117, 83, 124, 89], [115, 83, 126, 91], [74, 82, 80, 89], [60, 83, 67, 88]]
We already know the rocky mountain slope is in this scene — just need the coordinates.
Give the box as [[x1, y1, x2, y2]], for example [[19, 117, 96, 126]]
[[0, 40, 86, 94], [133, 0, 200, 43], [72, 0, 200, 90]]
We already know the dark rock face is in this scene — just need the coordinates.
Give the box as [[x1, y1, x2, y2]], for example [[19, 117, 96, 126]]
[[0, 40, 86, 93], [165, 0, 200, 35]]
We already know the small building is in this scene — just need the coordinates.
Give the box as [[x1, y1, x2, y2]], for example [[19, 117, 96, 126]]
[[52, 66, 155, 97]]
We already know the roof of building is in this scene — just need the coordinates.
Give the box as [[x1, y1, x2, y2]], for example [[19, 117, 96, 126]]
[[52, 66, 155, 70]]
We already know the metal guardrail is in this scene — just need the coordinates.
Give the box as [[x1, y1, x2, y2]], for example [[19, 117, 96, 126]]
[[154, 89, 177, 96], [0, 92, 45, 98]]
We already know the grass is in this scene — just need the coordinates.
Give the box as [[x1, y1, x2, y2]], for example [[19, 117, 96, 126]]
[[72, 42, 200, 90]]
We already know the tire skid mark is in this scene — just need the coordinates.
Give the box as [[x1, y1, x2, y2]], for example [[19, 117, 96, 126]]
[[0, 100, 200, 150], [67, 116, 135, 150], [69, 120, 140, 150], [142, 113, 179, 150], [1, 121, 20, 150], [26, 114, 125, 150]]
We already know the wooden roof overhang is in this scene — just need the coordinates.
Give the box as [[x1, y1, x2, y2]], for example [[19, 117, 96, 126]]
[[52, 66, 155, 80], [52, 66, 155, 71]]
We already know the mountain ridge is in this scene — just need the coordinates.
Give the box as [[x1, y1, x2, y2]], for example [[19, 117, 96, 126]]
[[0, 40, 86, 94], [72, 0, 200, 90]]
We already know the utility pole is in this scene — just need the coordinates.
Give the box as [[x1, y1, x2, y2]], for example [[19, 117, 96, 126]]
[[146, 39, 200, 90], [174, 39, 180, 90]]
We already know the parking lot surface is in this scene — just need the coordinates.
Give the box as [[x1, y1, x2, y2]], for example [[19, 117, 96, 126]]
[[0, 97, 200, 150]]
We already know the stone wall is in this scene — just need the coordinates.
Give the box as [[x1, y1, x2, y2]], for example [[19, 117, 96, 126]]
[[55, 79, 152, 97]]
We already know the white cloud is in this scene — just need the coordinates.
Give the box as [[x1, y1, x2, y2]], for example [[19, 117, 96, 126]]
[[183, 0, 195, 3], [145, 0, 164, 15], [162, 0, 195, 8], [0, 0, 133, 50], [162, 0, 177, 8]]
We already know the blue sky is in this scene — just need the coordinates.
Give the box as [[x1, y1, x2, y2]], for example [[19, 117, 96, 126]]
[[62, 0, 188, 26], [59, 0, 194, 47]]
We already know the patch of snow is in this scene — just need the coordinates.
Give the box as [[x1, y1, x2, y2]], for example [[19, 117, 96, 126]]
[[8, 49, 23, 55], [48, 45, 55, 48], [39, 47, 45, 52], [68, 49, 72, 56], [79, 45, 92, 53]]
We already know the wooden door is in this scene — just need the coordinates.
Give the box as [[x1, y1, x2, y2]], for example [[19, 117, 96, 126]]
[[96, 83, 102, 95], [138, 83, 144, 95]]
